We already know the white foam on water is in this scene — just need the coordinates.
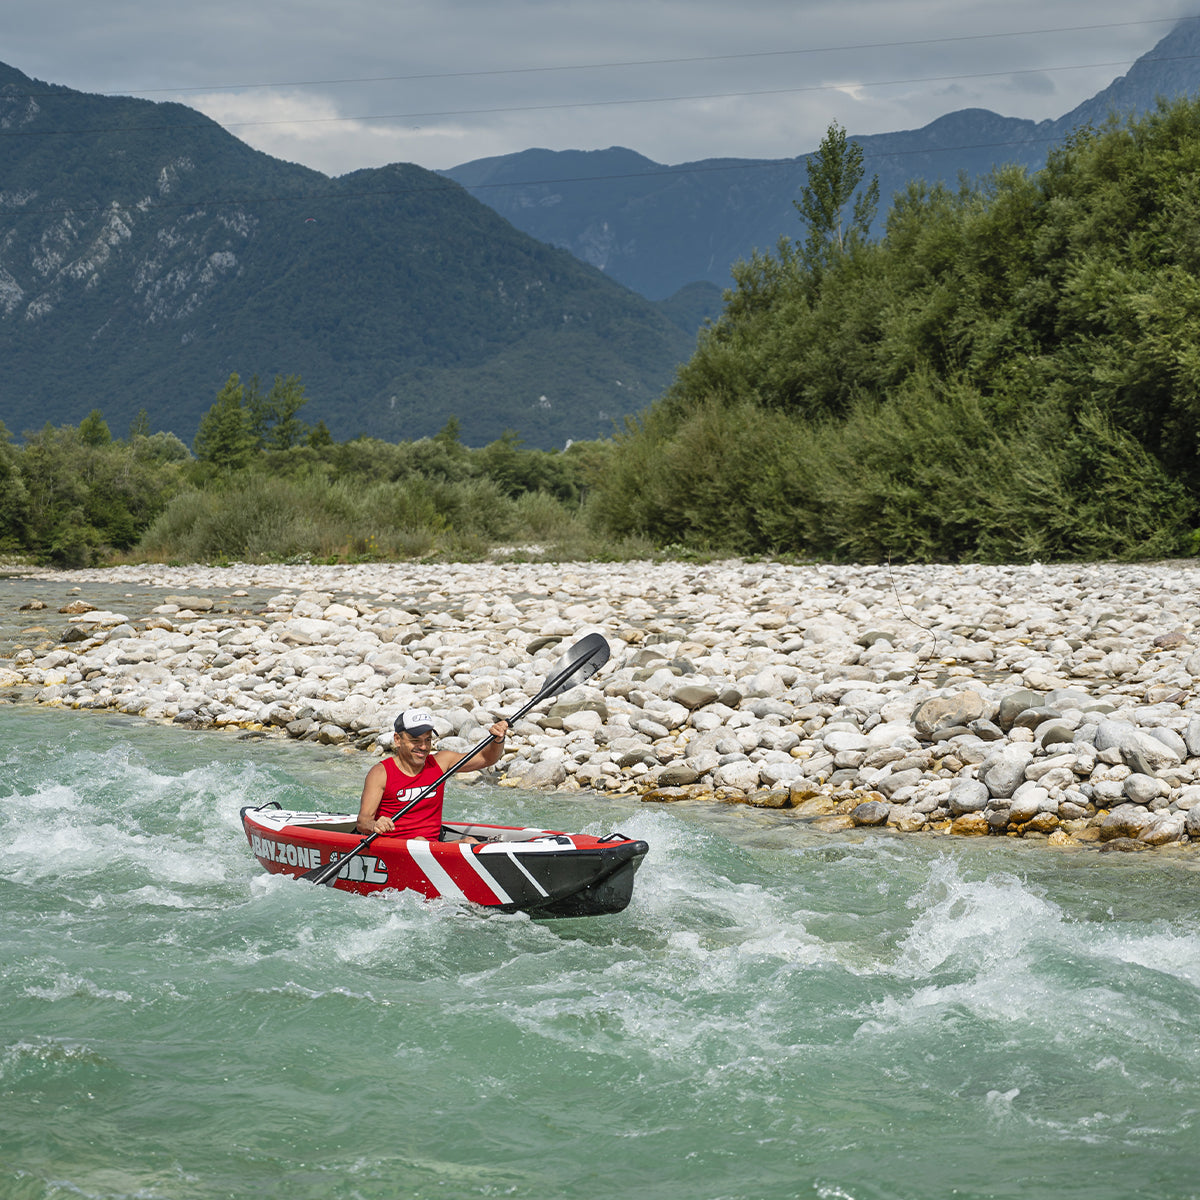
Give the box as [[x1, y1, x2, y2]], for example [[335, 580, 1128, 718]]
[[443, 906, 828, 1094], [249, 980, 395, 1006], [328, 900, 471, 967], [892, 854, 1063, 978], [2, 818, 233, 889], [613, 809, 833, 961], [218, 874, 530, 983], [847, 852, 1200, 1123], [814, 1184, 864, 1200], [108, 884, 211, 910], [0, 1037, 112, 1081], [247, 869, 305, 899], [22, 972, 134, 1004], [985, 1086, 1022, 1119], [410, 808, 922, 1092], [0, 743, 275, 893], [850, 857, 1076, 1035], [1083, 924, 1200, 990]]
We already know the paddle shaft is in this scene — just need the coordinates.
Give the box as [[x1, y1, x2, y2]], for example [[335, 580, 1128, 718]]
[[302, 635, 605, 886]]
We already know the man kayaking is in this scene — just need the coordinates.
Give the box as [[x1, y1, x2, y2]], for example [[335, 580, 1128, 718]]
[[355, 707, 509, 841]]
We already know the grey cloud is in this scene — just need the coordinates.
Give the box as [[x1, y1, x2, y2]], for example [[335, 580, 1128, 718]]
[[3, 0, 1194, 173]]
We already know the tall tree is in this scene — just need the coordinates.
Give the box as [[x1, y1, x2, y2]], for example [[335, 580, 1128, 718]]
[[128, 409, 151, 440], [794, 121, 880, 272], [78, 409, 112, 447], [0, 421, 29, 549], [243, 375, 271, 448], [307, 419, 334, 448], [434, 415, 462, 447], [194, 374, 255, 471], [265, 375, 309, 450]]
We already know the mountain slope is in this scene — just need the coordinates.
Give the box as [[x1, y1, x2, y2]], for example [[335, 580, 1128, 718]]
[[0, 63, 692, 448], [444, 20, 1200, 300]]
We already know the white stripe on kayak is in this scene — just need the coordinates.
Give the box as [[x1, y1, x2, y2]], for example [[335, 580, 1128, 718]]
[[505, 849, 549, 898], [457, 843, 513, 905], [408, 840, 468, 902]]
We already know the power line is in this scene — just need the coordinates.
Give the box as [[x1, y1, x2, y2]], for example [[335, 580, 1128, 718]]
[[3, 51, 1190, 140], [212, 57, 1178, 129], [32, 15, 1200, 97]]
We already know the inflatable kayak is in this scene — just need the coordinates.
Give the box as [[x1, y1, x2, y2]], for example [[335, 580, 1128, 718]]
[[240, 803, 648, 918]]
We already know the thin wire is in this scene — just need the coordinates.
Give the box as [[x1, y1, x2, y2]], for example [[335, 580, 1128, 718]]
[[2, 52, 1185, 141], [34, 15, 1200, 97], [202, 58, 1173, 130]]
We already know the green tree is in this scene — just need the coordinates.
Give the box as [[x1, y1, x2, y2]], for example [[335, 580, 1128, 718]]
[[194, 373, 255, 470], [265, 374, 309, 450], [590, 98, 1200, 562], [243, 374, 270, 447], [79, 409, 112, 447], [794, 121, 880, 271], [128, 409, 151, 440], [434, 416, 462, 446], [308, 420, 334, 448], [0, 420, 29, 550]]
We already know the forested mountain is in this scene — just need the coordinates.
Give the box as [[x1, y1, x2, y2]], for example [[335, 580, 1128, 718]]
[[7, 19, 1198, 455], [0, 62, 691, 449], [444, 20, 1200, 300]]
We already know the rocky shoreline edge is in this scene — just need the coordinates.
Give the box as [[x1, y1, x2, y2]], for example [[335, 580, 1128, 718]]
[[4, 559, 1200, 852]]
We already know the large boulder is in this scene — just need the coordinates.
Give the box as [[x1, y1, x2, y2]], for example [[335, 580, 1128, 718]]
[[947, 780, 989, 815], [1094, 721, 1182, 775], [657, 762, 701, 787], [979, 746, 1035, 799], [502, 759, 568, 789], [950, 812, 990, 836], [1097, 803, 1157, 841], [713, 760, 762, 792], [1141, 811, 1186, 846], [850, 800, 890, 826], [912, 691, 987, 737], [996, 690, 1042, 732]]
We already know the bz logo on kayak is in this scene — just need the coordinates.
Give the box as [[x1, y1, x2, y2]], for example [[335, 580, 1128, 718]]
[[251, 835, 387, 882]]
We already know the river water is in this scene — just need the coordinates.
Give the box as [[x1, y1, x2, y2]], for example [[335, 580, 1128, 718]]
[[3, 705, 1200, 1200]]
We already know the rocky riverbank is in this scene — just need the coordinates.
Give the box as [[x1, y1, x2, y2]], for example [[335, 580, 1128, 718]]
[[4, 559, 1200, 850]]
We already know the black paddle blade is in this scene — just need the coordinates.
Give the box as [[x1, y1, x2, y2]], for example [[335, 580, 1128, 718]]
[[302, 862, 339, 886], [544, 632, 609, 699], [301, 842, 369, 885]]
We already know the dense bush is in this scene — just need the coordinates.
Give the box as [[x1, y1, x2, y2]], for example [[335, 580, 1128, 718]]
[[2, 423, 188, 566], [590, 99, 1200, 562], [138, 469, 606, 564], [0, 399, 613, 565]]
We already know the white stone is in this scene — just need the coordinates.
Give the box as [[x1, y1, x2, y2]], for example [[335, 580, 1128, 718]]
[[563, 709, 603, 733], [713, 760, 761, 791], [759, 760, 806, 787]]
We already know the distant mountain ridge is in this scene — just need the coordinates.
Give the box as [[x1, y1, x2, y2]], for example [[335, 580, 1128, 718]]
[[5, 21, 1199, 450], [443, 19, 1200, 300], [0, 62, 691, 448]]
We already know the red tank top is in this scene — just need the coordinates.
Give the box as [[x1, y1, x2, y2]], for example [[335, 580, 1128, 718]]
[[378, 757, 446, 839]]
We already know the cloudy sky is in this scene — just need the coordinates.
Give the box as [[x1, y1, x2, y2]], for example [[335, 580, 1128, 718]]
[[6, 0, 1197, 176]]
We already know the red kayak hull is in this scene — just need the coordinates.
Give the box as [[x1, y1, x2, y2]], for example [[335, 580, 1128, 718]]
[[240, 804, 648, 917]]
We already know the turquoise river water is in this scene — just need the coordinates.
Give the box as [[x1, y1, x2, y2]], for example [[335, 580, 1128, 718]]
[[3, 706, 1200, 1200]]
